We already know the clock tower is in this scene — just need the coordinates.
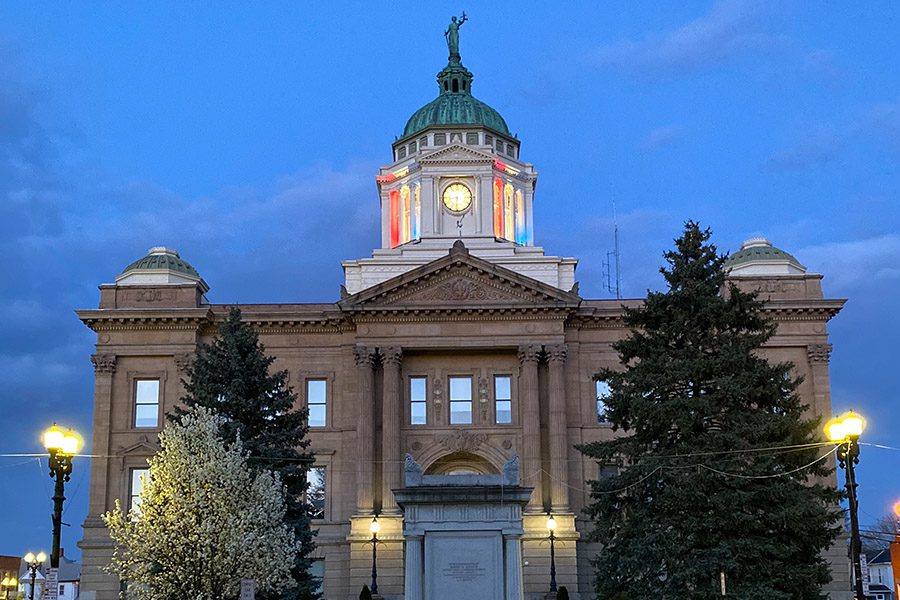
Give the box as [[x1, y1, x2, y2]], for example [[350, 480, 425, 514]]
[[342, 26, 577, 295]]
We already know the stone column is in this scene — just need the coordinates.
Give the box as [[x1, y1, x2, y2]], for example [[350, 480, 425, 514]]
[[88, 354, 117, 516], [381, 347, 403, 514], [547, 344, 569, 512], [807, 343, 833, 420], [518, 345, 542, 512], [354, 346, 377, 514], [504, 534, 524, 600], [404, 534, 424, 600]]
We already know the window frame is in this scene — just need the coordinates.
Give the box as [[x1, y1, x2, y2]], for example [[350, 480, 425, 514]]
[[596, 379, 612, 424], [305, 377, 330, 429], [409, 375, 428, 426], [493, 374, 513, 425], [127, 371, 166, 431], [448, 375, 473, 425], [128, 466, 149, 516], [306, 466, 326, 520]]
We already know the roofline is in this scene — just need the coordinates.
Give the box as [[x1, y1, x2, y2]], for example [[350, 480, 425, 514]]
[[394, 123, 516, 148]]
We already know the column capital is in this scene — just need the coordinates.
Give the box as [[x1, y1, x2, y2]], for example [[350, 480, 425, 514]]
[[382, 346, 403, 366], [807, 343, 833, 364], [353, 345, 377, 368], [517, 344, 540, 365], [547, 344, 568, 365], [90, 353, 117, 375]]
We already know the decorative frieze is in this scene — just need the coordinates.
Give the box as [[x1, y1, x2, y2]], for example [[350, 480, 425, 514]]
[[435, 429, 488, 453]]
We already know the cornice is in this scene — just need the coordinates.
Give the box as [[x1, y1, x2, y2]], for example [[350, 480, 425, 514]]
[[77, 308, 212, 332]]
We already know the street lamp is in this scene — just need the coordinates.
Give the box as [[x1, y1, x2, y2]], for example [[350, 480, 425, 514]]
[[825, 411, 866, 600], [43, 424, 82, 569], [23, 552, 46, 600], [547, 513, 558, 594], [369, 516, 380, 596], [0, 576, 17, 600]]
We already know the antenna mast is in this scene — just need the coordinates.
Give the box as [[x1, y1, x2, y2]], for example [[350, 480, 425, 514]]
[[602, 196, 622, 300]]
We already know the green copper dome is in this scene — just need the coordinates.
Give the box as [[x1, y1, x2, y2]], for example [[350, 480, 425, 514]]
[[402, 17, 510, 138], [118, 247, 202, 279], [404, 91, 510, 138]]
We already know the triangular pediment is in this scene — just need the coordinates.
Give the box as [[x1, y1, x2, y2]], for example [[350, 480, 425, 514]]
[[419, 144, 495, 165], [339, 242, 581, 313]]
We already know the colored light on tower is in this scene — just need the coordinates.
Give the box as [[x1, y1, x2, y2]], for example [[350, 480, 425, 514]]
[[389, 190, 400, 248], [493, 178, 503, 238]]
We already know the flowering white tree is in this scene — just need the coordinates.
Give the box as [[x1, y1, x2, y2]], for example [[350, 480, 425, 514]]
[[104, 407, 297, 600]]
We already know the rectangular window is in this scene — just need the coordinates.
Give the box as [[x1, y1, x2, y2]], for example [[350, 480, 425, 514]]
[[598, 464, 618, 479], [434, 133, 447, 146], [409, 141, 417, 154], [311, 559, 325, 595], [307, 380, 327, 427], [410, 377, 427, 425], [307, 467, 326, 519], [466, 132, 479, 145], [129, 468, 149, 516], [134, 379, 160, 428], [449, 376, 472, 424], [419, 136, 428, 147], [485, 134, 494, 146], [397, 146, 407, 159], [496, 138, 504, 151], [596, 380, 611, 423], [58, 585, 65, 595], [494, 375, 512, 424]]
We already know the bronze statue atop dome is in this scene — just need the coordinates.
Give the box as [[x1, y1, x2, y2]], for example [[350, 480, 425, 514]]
[[445, 12, 467, 63]]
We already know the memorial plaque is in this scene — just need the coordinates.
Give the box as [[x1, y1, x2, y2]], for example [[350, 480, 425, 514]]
[[425, 531, 503, 600]]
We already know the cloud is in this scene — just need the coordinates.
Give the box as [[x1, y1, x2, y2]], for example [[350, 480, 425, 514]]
[[797, 234, 900, 292], [763, 98, 900, 172], [589, 0, 841, 83], [639, 125, 685, 152]]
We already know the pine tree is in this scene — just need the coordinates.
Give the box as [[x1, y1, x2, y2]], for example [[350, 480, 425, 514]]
[[104, 407, 297, 600], [172, 307, 317, 600], [580, 222, 842, 600]]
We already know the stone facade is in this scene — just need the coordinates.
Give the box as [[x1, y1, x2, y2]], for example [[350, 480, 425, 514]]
[[76, 26, 851, 600]]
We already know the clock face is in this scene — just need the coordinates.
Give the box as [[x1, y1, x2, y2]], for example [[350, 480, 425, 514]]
[[442, 183, 473, 212]]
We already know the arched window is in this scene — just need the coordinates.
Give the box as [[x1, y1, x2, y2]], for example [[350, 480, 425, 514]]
[[503, 183, 514, 242], [400, 185, 411, 244], [514, 190, 526, 245], [493, 178, 504, 238], [389, 190, 400, 248], [412, 185, 421, 240], [452, 78, 459, 92], [425, 451, 499, 475]]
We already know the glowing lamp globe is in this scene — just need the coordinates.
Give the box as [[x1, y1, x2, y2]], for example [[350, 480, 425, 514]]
[[825, 411, 865, 442], [37, 551, 47, 563], [23, 552, 34, 563], [61, 430, 82, 455], [370, 518, 380, 534], [547, 515, 557, 531], [893, 500, 900, 518], [43, 424, 65, 451]]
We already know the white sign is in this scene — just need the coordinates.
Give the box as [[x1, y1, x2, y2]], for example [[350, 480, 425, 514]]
[[860, 555, 870, 596], [240, 579, 256, 600], [41, 568, 58, 600]]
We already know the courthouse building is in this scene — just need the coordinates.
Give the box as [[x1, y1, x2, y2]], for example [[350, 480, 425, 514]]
[[77, 23, 850, 600]]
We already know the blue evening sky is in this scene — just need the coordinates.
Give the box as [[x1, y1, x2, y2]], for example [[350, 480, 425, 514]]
[[1, 2, 898, 559]]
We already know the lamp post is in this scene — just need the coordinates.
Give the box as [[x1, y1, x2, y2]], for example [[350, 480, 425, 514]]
[[824, 411, 866, 600], [0, 576, 17, 600], [42, 424, 82, 569], [23, 552, 47, 600], [547, 513, 558, 594], [369, 516, 380, 596]]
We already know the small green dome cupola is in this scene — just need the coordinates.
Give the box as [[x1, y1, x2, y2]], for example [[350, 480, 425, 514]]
[[725, 238, 807, 276], [116, 246, 209, 291], [402, 15, 510, 139]]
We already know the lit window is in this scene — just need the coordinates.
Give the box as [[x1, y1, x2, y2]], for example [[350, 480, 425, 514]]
[[449, 377, 472, 424], [503, 183, 514, 242], [129, 468, 149, 516], [493, 178, 503, 238], [514, 190, 527, 245], [307, 380, 327, 427], [307, 467, 326, 519], [596, 380, 611, 423], [134, 380, 160, 428], [410, 377, 427, 425], [494, 376, 512, 424]]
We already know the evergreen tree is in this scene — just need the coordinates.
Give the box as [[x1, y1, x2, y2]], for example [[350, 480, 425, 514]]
[[104, 407, 297, 600], [580, 222, 842, 600], [172, 307, 317, 599]]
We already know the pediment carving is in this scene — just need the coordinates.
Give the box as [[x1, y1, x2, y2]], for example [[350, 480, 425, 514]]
[[385, 270, 536, 306], [419, 144, 494, 165]]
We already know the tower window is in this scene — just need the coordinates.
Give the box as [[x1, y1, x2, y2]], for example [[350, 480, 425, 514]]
[[496, 138, 504, 151], [466, 132, 478, 145], [410, 376, 427, 425], [434, 133, 446, 146], [494, 375, 512, 424], [452, 79, 459, 92], [444, 81, 449, 91], [485, 134, 493, 146], [449, 376, 472, 424], [419, 136, 428, 147], [397, 146, 407, 160], [307, 379, 327, 427], [409, 141, 417, 154], [596, 380, 611, 423], [462, 80, 467, 90]]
